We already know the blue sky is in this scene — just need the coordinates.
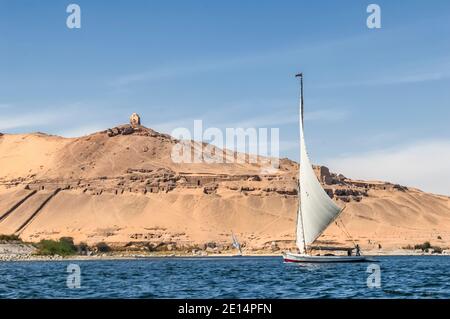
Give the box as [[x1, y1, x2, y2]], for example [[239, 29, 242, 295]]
[[1, 1, 450, 194]]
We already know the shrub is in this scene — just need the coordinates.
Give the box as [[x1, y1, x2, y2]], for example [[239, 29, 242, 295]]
[[35, 238, 77, 256], [77, 242, 89, 255], [414, 241, 431, 251], [59, 237, 75, 246], [437, 236, 442, 240], [95, 242, 111, 253]]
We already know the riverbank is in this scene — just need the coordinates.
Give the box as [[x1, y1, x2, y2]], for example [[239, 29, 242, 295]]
[[1, 243, 449, 262]]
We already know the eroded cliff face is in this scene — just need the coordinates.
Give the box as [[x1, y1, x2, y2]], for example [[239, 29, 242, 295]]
[[0, 125, 449, 254]]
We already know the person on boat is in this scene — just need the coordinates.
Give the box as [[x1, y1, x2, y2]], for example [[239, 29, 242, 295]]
[[347, 249, 351, 256], [355, 244, 361, 256]]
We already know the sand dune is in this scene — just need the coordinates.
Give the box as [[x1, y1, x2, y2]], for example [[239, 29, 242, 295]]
[[1, 124, 449, 253]]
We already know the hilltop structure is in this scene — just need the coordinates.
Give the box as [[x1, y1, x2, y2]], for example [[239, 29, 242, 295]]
[[130, 113, 141, 127]]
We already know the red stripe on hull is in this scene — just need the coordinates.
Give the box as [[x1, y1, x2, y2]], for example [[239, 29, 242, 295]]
[[283, 258, 302, 263]]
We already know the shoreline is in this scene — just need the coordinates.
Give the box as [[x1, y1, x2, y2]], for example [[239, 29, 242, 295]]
[[2, 241, 449, 262], [2, 250, 449, 262]]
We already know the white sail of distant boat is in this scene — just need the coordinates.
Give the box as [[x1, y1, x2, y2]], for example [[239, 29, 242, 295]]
[[231, 231, 242, 255], [284, 73, 373, 263]]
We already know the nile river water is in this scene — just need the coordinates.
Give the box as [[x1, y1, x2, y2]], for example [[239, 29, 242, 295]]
[[1, 256, 449, 298]]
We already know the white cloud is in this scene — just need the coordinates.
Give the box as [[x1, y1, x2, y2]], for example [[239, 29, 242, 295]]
[[325, 139, 450, 196]]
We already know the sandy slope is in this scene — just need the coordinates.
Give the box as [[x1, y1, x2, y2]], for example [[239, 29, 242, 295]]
[[322, 189, 450, 251], [0, 125, 449, 253]]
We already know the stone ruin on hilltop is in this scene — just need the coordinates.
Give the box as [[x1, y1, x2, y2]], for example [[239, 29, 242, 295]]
[[130, 112, 141, 127], [106, 113, 144, 137]]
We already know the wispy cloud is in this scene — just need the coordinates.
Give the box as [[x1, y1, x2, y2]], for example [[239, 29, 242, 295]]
[[279, 140, 299, 153], [382, 72, 447, 85], [325, 139, 450, 196], [109, 33, 368, 87], [110, 18, 450, 90], [110, 63, 218, 87], [0, 112, 65, 131], [149, 106, 347, 138], [328, 72, 448, 88], [304, 109, 348, 122], [0, 102, 106, 133], [56, 124, 109, 138], [229, 113, 296, 128], [316, 60, 450, 89], [110, 53, 280, 87], [227, 108, 348, 128], [149, 118, 196, 135]]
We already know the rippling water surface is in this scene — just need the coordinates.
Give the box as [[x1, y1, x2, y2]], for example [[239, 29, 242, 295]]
[[1, 256, 450, 298]]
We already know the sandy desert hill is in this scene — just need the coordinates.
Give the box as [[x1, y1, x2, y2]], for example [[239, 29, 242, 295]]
[[0, 121, 449, 254]]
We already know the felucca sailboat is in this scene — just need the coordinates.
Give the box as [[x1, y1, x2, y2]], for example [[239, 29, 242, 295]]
[[283, 73, 371, 263]]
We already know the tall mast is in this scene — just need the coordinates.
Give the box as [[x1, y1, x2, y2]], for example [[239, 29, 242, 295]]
[[295, 72, 307, 254], [297, 73, 304, 127]]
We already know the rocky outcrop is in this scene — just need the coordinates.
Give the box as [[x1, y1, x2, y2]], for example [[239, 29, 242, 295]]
[[1, 161, 407, 203], [105, 124, 172, 140], [203, 183, 218, 194], [0, 243, 36, 261], [106, 125, 135, 137]]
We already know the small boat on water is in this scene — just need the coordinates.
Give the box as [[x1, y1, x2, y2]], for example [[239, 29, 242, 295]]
[[231, 231, 243, 256], [283, 73, 373, 263]]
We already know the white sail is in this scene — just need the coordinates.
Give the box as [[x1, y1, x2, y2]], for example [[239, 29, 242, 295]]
[[231, 231, 242, 254], [296, 76, 342, 254]]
